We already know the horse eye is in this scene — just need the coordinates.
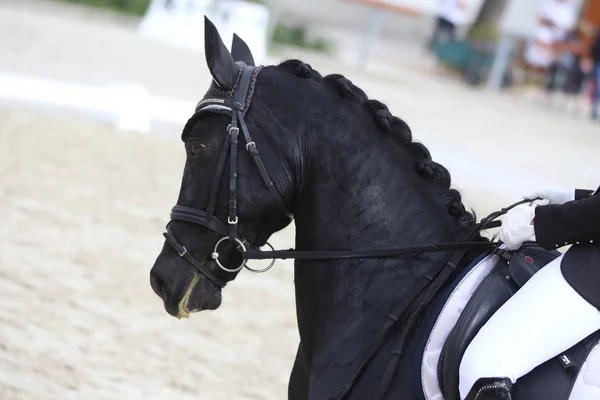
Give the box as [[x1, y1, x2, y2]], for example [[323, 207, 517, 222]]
[[191, 143, 206, 155]]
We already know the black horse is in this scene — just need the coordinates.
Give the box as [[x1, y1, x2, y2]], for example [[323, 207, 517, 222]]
[[149, 18, 600, 400]]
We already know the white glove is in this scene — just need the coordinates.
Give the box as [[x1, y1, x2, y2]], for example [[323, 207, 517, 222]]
[[500, 200, 549, 250], [523, 187, 575, 205]]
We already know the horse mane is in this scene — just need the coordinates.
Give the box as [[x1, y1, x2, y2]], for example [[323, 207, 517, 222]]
[[276, 59, 477, 230]]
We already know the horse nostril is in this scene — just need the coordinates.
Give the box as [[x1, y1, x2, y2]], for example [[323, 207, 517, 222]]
[[150, 272, 166, 299]]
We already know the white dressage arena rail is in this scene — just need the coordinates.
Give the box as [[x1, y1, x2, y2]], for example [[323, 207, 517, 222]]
[[0, 72, 195, 134]]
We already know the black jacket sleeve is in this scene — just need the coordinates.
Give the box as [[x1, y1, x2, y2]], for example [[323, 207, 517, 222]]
[[575, 189, 595, 200], [534, 189, 600, 250]]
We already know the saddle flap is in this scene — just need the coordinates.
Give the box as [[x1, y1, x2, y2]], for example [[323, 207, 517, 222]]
[[437, 243, 561, 400], [437, 258, 517, 400]]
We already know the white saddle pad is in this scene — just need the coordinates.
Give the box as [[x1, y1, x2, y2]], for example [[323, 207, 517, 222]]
[[421, 254, 498, 400]]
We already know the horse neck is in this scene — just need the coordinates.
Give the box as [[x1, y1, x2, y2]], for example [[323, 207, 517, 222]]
[[290, 114, 472, 380]]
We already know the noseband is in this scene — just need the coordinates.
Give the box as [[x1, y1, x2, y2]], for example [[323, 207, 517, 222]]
[[163, 65, 293, 288]]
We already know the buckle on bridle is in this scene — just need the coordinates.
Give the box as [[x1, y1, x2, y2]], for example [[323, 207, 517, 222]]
[[228, 216, 238, 225], [228, 126, 240, 136]]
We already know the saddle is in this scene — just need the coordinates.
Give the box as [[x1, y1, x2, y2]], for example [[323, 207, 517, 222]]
[[436, 243, 600, 400]]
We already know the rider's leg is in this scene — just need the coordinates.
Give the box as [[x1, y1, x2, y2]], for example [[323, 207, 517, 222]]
[[458, 253, 600, 400]]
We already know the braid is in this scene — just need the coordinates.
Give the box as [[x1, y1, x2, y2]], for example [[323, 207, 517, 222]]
[[276, 60, 477, 229]]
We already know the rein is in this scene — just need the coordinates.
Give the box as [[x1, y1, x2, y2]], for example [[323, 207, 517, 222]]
[[239, 206, 514, 263], [242, 227, 500, 261]]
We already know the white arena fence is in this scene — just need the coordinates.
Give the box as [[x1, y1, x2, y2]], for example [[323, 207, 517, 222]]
[[0, 72, 195, 134]]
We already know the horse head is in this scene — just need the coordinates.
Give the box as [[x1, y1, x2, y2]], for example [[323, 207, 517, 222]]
[[150, 18, 301, 317]]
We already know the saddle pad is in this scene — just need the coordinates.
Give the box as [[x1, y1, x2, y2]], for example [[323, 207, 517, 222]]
[[421, 254, 499, 400], [569, 341, 600, 400]]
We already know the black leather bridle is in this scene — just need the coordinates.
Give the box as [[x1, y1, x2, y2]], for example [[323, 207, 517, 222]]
[[161, 64, 530, 399], [163, 66, 292, 288]]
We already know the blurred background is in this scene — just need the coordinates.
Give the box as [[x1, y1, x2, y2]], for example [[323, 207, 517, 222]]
[[0, 0, 598, 399]]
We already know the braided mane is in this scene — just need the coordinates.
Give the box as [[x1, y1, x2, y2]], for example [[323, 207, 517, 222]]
[[276, 59, 476, 230]]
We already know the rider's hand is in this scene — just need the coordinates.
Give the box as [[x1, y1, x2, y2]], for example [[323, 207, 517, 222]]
[[500, 200, 549, 250], [523, 187, 575, 205]]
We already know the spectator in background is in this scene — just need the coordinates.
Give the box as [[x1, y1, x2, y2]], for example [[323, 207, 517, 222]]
[[589, 29, 600, 119], [428, 0, 470, 51], [546, 26, 590, 97], [524, 0, 577, 86], [540, 0, 577, 43], [524, 23, 555, 84]]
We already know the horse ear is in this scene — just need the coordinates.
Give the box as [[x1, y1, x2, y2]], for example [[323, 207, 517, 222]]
[[231, 33, 255, 66], [204, 16, 238, 89]]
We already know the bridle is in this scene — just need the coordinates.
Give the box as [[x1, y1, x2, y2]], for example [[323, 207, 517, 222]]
[[161, 64, 530, 399], [163, 65, 293, 288]]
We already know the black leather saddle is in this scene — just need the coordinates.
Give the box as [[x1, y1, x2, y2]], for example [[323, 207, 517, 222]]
[[436, 243, 600, 400]]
